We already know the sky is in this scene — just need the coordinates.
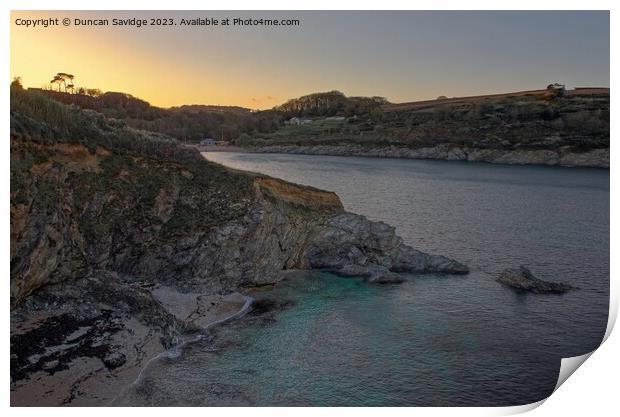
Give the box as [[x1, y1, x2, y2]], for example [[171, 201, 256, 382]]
[[10, 10, 610, 109]]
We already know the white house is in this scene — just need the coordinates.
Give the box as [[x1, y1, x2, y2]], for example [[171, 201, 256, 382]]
[[285, 117, 312, 126], [200, 138, 216, 145]]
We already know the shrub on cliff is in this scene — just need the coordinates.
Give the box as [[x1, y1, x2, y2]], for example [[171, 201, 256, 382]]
[[10, 86, 202, 165], [28, 88, 272, 143]]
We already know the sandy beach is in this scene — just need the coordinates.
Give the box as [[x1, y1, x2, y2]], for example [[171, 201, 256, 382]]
[[11, 285, 252, 406]]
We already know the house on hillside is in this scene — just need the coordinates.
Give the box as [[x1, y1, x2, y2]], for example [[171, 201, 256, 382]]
[[546, 83, 566, 92], [285, 117, 312, 126], [545, 83, 566, 98], [200, 138, 216, 145]]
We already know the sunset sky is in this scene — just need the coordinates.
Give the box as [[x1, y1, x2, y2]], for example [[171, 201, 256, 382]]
[[11, 10, 610, 109]]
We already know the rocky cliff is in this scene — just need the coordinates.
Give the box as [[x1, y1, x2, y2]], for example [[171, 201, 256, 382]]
[[10, 88, 467, 405], [252, 143, 609, 168]]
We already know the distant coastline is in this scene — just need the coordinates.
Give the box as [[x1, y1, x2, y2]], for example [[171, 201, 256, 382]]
[[198, 144, 609, 168], [215, 86, 609, 168]]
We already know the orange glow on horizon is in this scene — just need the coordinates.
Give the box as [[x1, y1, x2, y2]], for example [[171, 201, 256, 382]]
[[11, 11, 290, 109], [11, 10, 610, 109]]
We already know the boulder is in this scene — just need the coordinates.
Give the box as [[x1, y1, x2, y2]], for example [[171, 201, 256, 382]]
[[366, 267, 405, 284], [390, 245, 469, 274], [497, 266, 575, 294]]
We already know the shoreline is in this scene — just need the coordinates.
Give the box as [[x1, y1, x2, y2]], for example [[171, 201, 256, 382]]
[[110, 293, 254, 405], [197, 144, 609, 168], [11, 289, 255, 407]]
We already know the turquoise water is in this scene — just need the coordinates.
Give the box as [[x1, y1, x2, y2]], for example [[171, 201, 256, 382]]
[[118, 153, 609, 406]]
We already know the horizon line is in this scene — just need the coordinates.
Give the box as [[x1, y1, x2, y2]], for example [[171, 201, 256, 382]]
[[23, 82, 611, 111]]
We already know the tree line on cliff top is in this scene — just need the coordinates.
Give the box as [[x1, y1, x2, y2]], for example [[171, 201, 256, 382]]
[[13, 75, 386, 144], [274, 90, 388, 117], [14, 74, 608, 151]]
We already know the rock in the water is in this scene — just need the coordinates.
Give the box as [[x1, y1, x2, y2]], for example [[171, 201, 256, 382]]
[[366, 268, 405, 284], [497, 266, 575, 294], [337, 263, 405, 284], [305, 212, 469, 282]]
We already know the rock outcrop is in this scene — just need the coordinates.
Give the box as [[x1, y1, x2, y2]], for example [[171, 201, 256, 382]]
[[305, 213, 468, 281], [496, 266, 575, 294], [252, 144, 609, 168]]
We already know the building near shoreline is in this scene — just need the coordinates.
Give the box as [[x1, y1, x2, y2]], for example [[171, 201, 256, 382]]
[[285, 117, 312, 126]]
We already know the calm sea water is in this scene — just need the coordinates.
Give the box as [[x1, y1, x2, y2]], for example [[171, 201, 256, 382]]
[[118, 153, 609, 406]]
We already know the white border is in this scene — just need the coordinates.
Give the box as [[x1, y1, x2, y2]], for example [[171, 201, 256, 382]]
[[3, 2, 616, 415], [1, 0, 618, 10]]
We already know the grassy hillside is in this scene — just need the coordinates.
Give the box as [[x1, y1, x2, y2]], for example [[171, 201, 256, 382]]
[[22, 86, 609, 157], [31, 89, 390, 144], [11, 86, 260, 307], [240, 90, 609, 153], [29, 89, 281, 143]]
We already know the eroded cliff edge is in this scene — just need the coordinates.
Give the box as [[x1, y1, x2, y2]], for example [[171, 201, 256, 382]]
[[250, 144, 609, 168], [10, 89, 466, 405]]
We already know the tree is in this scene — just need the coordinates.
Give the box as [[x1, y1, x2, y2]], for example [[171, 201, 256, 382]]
[[546, 83, 566, 98], [86, 88, 102, 97], [60, 73, 75, 93], [50, 72, 76, 92], [50, 74, 63, 91], [10, 77, 23, 90]]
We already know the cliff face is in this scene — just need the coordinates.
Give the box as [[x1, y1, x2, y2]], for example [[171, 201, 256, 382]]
[[11, 136, 466, 306], [10, 90, 467, 405], [253, 144, 609, 168]]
